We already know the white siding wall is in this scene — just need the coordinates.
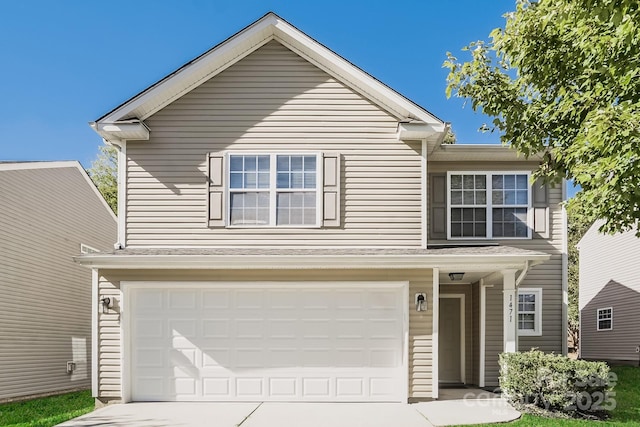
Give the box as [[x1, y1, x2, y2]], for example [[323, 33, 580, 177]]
[[126, 41, 421, 248], [0, 166, 116, 400]]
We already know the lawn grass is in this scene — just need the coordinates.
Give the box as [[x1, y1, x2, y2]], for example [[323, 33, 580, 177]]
[[0, 390, 94, 427], [460, 366, 640, 426]]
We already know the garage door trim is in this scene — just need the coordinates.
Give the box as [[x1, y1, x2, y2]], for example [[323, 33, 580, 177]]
[[120, 281, 409, 403]]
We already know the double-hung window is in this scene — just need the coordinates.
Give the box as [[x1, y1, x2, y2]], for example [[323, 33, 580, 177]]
[[228, 154, 319, 227], [597, 308, 613, 331], [448, 172, 531, 239], [517, 288, 542, 336]]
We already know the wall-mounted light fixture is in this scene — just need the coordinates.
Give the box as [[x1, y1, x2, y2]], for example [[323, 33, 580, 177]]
[[100, 296, 113, 314], [415, 293, 427, 312], [449, 272, 465, 281]]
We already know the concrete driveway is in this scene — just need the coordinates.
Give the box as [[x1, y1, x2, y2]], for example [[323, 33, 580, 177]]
[[57, 390, 520, 427], [57, 402, 432, 427]]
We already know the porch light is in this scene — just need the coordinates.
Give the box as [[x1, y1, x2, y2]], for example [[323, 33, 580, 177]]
[[448, 272, 465, 281]]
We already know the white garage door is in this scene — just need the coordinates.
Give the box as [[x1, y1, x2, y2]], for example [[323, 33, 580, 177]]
[[127, 283, 406, 402]]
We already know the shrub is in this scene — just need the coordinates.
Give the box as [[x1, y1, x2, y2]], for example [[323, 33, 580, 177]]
[[499, 350, 615, 417]]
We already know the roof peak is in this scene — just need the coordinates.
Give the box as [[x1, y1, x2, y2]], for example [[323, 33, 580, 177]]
[[93, 12, 444, 135]]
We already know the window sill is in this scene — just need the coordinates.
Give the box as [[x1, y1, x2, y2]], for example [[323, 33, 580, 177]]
[[517, 330, 542, 337]]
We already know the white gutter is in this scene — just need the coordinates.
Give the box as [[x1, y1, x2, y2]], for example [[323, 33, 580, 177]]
[[561, 179, 569, 356], [75, 253, 551, 270], [397, 122, 444, 140], [89, 121, 150, 142]]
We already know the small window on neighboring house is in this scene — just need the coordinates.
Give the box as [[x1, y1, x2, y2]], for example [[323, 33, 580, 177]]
[[597, 308, 613, 331], [448, 172, 531, 239], [228, 154, 319, 227], [80, 244, 99, 254], [518, 288, 542, 336]]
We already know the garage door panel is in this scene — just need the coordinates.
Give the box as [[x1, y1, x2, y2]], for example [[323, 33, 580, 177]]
[[236, 378, 264, 397], [202, 349, 230, 367], [202, 290, 230, 308], [168, 290, 197, 309], [269, 377, 297, 397], [235, 290, 264, 309], [135, 319, 164, 337], [130, 284, 405, 402], [203, 378, 230, 396]]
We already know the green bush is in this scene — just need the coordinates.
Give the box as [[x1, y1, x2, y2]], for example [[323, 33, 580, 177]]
[[499, 350, 615, 416]]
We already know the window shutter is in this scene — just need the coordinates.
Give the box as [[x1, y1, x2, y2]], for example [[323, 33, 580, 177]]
[[532, 178, 548, 237], [207, 153, 225, 227], [430, 173, 447, 239], [322, 153, 341, 227]]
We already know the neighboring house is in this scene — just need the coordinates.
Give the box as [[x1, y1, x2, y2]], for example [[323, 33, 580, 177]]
[[80, 13, 566, 404], [0, 161, 117, 401], [578, 220, 640, 365]]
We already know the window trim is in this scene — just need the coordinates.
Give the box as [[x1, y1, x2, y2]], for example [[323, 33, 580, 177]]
[[446, 171, 532, 240], [225, 152, 323, 228], [517, 288, 542, 336], [596, 307, 613, 331]]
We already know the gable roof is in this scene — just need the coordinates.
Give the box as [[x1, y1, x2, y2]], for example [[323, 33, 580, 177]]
[[90, 12, 445, 142], [0, 161, 117, 222]]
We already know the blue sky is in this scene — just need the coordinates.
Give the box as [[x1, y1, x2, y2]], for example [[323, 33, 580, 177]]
[[3, 1, 579, 196]]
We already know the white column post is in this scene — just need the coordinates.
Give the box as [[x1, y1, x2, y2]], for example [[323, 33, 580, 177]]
[[421, 139, 427, 249], [91, 268, 99, 397], [479, 279, 486, 388], [502, 269, 518, 353], [432, 268, 439, 399], [116, 140, 127, 249]]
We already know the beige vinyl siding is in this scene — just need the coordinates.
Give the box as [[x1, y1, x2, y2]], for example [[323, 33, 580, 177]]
[[126, 40, 422, 248], [471, 282, 480, 385], [96, 268, 433, 402], [484, 281, 504, 386], [579, 222, 640, 362], [428, 161, 565, 386], [0, 166, 116, 400]]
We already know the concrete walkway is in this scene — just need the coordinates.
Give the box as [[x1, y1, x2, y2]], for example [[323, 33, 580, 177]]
[[57, 390, 520, 427]]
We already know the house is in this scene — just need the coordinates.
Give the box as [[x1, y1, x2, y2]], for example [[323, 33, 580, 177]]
[[578, 220, 640, 365], [0, 161, 116, 401], [80, 13, 567, 404]]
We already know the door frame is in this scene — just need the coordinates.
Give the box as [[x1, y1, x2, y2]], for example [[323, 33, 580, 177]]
[[438, 293, 466, 384], [120, 281, 409, 403]]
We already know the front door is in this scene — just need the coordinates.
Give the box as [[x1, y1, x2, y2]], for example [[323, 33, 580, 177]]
[[439, 296, 462, 384]]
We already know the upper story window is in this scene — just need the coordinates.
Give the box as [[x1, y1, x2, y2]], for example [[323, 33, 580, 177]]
[[597, 307, 613, 331], [228, 154, 319, 227], [518, 288, 542, 336], [447, 172, 531, 239]]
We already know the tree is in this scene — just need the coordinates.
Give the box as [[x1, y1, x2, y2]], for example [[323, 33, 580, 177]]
[[444, 0, 640, 236], [442, 128, 457, 144], [88, 144, 118, 213], [566, 198, 596, 352]]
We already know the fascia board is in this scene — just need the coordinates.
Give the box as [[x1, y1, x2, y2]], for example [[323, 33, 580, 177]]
[[272, 21, 442, 126], [94, 13, 444, 129], [74, 253, 550, 270], [97, 15, 278, 123]]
